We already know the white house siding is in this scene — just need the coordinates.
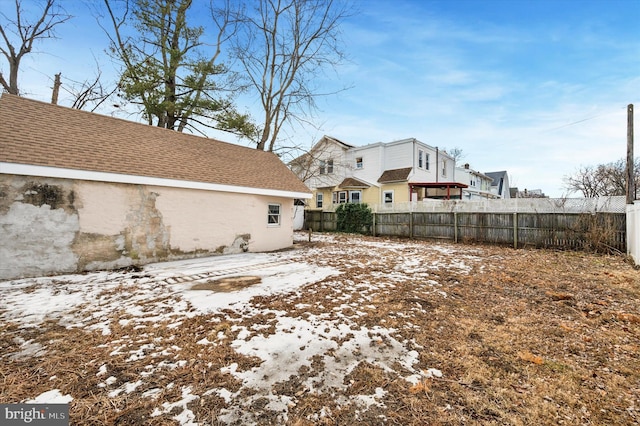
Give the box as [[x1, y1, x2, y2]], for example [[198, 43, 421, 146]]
[[382, 142, 412, 170], [305, 139, 349, 190], [348, 146, 383, 185], [0, 175, 295, 280]]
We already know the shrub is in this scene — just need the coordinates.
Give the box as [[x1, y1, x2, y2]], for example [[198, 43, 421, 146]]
[[336, 203, 373, 234]]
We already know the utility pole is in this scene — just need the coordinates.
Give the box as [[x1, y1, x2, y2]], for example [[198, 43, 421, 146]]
[[51, 73, 61, 105], [627, 104, 635, 204]]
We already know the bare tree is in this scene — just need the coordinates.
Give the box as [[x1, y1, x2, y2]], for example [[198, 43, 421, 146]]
[[446, 147, 465, 166], [0, 0, 71, 95], [233, 0, 352, 152], [564, 158, 640, 197]]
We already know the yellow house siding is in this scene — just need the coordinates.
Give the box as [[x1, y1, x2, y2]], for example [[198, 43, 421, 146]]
[[311, 189, 333, 209], [362, 187, 380, 205], [380, 182, 410, 203]]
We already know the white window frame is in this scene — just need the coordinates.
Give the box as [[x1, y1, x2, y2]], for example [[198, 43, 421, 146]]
[[319, 160, 326, 175], [316, 193, 323, 208], [418, 150, 424, 169], [425, 153, 430, 170], [349, 190, 362, 204], [356, 157, 363, 169], [267, 203, 281, 226], [441, 159, 447, 177], [338, 191, 347, 203], [327, 159, 334, 174], [383, 190, 394, 204]]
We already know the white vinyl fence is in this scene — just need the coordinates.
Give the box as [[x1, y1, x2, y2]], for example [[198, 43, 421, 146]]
[[626, 201, 640, 264]]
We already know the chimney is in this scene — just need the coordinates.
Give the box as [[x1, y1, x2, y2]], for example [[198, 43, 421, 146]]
[[464, 163, 470, 169]]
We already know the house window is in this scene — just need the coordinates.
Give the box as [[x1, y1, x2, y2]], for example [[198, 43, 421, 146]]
[[349, 191, 362, 204], [383, 191, 394, 204], [320, 159, 334, 174], [333, 191, 348, 204], [316, 193, 323, 208], [356, 157, 363, 169], [441, 159, 447, 177], [418, 150, 424, 168], [268, 204, 281, 226], [425, 153, 430, 170]]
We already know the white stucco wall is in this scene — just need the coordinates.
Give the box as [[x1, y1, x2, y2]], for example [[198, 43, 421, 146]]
[[76, 181, 130, 235], [0, 175, 298, 280], [153, 186, 294, 253]]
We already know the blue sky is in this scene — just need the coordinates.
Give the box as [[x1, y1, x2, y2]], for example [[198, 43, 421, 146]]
[[6, 0, 640, 197]]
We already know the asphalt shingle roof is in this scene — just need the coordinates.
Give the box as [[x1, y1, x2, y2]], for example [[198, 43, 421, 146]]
[[377, 167, 412, 183], [338, 177, 370, 188], [0, 94, 310, 195]]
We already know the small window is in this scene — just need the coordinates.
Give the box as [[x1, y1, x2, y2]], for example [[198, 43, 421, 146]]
[[418, 150, 424, 168], [383, 191, 394, 204], [349, 191, 361, 204], [441, 159, 447, 177], [327, 159, 334, 174], [316, 193, 323, 208], [425, 153, 430, 170], [268, 204, 281, 226], [319, 160, 326, 175], [338, 191, 347, 203], [356, 157, 363, 169]]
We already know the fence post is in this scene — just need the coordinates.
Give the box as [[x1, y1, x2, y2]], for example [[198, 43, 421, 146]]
[[454, 212, 458, 243], [513, 212, 518, 249], [372, 212, 377, 237], [410, 212, 413, 238]]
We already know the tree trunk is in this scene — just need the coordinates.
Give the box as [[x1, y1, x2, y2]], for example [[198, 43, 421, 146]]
[[8, 58, 20, 95]]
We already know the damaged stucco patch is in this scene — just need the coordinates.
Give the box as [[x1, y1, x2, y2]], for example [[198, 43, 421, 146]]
[[0, 176, 79, 280], [73, 183, 172, 270], [220, 234, 251, 254], [0, 202, 79, 280], [124, 188, 171, 262], [73, 233, 132, 271]]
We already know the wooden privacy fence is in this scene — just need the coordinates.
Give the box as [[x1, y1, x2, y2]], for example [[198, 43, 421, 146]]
[[305, 210, 626, 252]]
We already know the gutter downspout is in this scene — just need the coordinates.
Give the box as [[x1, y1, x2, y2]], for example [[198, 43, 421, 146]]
[[411, 138, 416, 201], [435, 147, 439, 183]]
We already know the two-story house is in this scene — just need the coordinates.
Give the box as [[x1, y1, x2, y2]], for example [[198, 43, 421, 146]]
[[290, 136, 468, 209], [455, 164, 497, 199]]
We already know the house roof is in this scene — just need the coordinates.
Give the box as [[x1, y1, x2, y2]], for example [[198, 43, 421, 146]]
[[485, 171, 508, 186], [338, 177, 370, 188], [409, 182, 468, 189], [322, 135, 354, 149], [0, 94, 310, 196], [378, 167, 412, 183], [485, 171, 508, 195]]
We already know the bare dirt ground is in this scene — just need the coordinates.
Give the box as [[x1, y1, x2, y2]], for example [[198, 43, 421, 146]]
[[1, 232, 639, 425]]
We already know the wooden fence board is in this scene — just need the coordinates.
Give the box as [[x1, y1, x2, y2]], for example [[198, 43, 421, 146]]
[[304, 210, 626, 252]]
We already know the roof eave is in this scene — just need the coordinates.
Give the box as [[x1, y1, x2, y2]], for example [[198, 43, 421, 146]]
[[1, 162, 312, 199]]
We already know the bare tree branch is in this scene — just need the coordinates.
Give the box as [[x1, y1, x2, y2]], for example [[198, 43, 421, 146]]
[[0, 0, 71, 94], [564, 158, 640, 197], [233, 0, 353, 151]]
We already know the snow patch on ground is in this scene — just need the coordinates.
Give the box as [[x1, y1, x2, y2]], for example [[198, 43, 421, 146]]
[[0, 233, 481, 425]]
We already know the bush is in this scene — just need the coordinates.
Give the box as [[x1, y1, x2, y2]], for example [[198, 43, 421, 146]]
[[336, 203, 373, 234]]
